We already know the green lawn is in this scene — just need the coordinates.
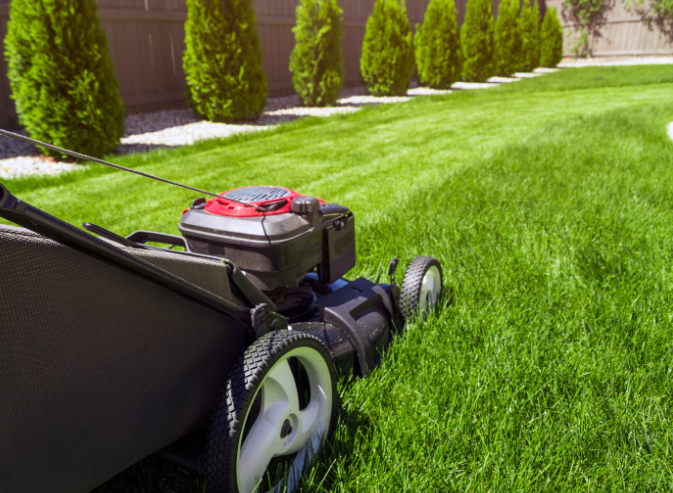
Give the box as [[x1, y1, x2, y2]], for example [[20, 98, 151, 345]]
[[6, 65, 673, 492]]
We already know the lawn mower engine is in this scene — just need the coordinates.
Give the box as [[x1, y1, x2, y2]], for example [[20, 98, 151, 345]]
[[180, 187, 353, 308], [177, 186, 388, 375]]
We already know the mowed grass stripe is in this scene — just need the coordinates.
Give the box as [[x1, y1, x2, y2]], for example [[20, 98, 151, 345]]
[[317, 105, 673, 492], [4, 76, 673, 240]]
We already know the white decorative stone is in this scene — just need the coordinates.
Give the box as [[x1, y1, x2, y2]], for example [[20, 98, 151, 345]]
[[513, 72, 543, 78], [487, 76, 520, 83], [451, 81, 498, 90]]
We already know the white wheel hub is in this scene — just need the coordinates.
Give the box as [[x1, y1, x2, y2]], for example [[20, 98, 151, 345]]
[[418, 265, 441, 313], [236, 346, 333, 493]]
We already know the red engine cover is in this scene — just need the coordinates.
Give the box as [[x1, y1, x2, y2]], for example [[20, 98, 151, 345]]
[[200, 186, 321, 218]]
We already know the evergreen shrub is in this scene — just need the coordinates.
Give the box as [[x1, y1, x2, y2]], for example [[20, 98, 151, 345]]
[[518, 0, 541, 72], [494, 0, 522, 77], [290, 0, 345, 106], [184, 0, 267, 122], [461, 0, 496, 82], [361, 0, 415, 97], [4, 0, 124, 158], [540, 7, 563, 66], [415, 0, 462, 89]]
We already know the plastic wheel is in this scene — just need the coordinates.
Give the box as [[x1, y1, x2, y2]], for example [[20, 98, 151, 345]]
[[400, 256, 443, 319], [205, 330, 337, 493]]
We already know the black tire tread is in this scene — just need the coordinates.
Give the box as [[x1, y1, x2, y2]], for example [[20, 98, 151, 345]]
[[400, 256, 443, 320], [205, 330, 336, 493]]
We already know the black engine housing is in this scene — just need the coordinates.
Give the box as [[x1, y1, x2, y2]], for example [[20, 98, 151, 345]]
[[178, 196, 356, 292]]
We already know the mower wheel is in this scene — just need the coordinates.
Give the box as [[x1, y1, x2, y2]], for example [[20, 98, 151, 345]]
[[400, 256, 443, 319], [204, 330, 337, 493]]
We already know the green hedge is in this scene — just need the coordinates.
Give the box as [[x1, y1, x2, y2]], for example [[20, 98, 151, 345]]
[[518, 0, 541, 72], [184, 0, 267, 122], [290, 0, 345, 106], [494, 0, 522, 77], [4, 0, 124, 158], [415, 0, 462, 89], [540, 7, 564, 67], [461, 0, 496, 82], [361, 0, 415, 96]]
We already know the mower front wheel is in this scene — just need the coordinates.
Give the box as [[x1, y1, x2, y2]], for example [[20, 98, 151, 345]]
[[204, 330, 337, 493], [400, 256, 443, 319]]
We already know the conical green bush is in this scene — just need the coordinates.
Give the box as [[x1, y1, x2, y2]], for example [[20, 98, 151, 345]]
[[518, 0, 541, 72], [4, 0, 124, 158], [540, 7, 564, 67], [461, 0, 496, 82], [494, 0, 522, 77], [361, 0, 415, 97], [184, 0, 267, 122], [290, 0, 345, 106], [415, 0, 462, 89]]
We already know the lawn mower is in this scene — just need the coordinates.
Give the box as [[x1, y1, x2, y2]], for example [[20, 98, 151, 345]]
[[0, 130, 443, 493]]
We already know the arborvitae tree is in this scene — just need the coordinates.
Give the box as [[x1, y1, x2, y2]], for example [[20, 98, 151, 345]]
[[361, 0, 415, 96], [461, 0, 496, 82], [290, 0, 345, 106], [494, 0, 522, 77], [4, 0, 124, 158], [518, 0, 541, 72], [539, 7, 564, 67], [184, 0, 267, 122], [415, 0, 462, 89]]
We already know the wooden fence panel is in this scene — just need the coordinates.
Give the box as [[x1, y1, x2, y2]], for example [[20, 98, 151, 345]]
[[546, 0, 673, 57], [255, 0, 297, 94]]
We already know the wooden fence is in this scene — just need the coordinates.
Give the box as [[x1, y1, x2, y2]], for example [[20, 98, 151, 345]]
[[545, 0, 673, 58]]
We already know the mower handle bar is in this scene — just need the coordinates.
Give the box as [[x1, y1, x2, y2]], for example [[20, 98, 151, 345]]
[[0, 182, 253, 329]]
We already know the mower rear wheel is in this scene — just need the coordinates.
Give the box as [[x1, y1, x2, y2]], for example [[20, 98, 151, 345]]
[[400, 256, 443, 319], [205, 330, 337, 493]]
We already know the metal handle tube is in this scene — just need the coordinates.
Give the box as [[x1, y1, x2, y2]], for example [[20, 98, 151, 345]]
[[83, 222, 144, 249], [0, 182, 252, 328]]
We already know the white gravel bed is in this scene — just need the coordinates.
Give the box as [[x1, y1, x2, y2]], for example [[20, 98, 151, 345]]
[[534, 67, 560, 73], [451, 81, 499, 90], [265, 106, 360, 117], [407, 87, 452, 95], [338, 95, 411, 105], [513, 72, 543, 78], [121, 121, 271, 147], [487, 76, 520, 83], [121, 106, 359, 147], [0, 155, 78, 179]]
